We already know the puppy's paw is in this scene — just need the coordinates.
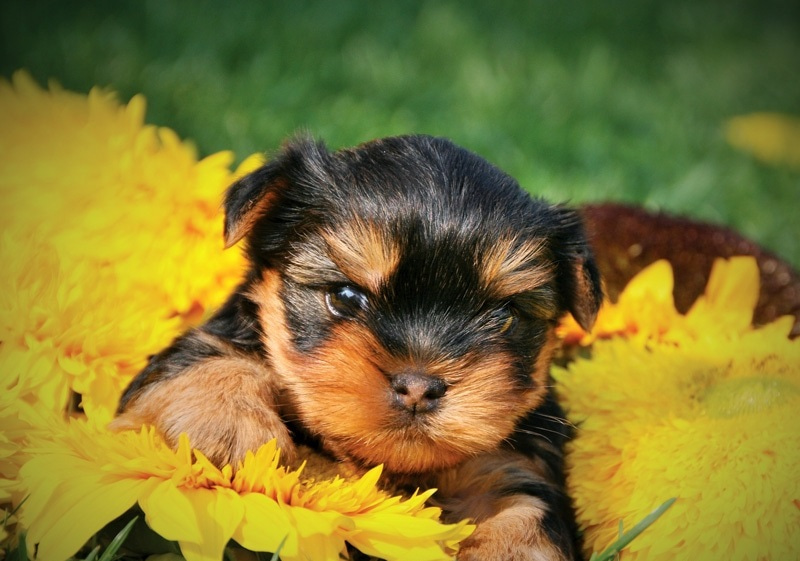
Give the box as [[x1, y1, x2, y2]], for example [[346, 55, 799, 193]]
[[456, 496, 570, 561], [111, 356, 295, 467], [179, 401, 296, 468]]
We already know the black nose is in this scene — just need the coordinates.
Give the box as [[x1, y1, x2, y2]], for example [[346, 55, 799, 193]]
[[390, 371, 447, 414]]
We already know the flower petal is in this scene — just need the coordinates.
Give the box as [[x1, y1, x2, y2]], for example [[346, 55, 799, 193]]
[[30, 476, 148, 561], [232, 492, 293, 554], [176, 487, 244, 561], [139, 480, 204, 543]]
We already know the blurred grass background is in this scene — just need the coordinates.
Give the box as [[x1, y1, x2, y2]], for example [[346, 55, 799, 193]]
[[2, 0, 798, 265]]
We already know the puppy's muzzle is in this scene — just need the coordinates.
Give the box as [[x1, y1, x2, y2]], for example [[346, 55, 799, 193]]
[[390, 370, 447, 415]]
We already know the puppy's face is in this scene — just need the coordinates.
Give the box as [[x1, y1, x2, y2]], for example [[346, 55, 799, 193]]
[[226, 136, 601, 475]]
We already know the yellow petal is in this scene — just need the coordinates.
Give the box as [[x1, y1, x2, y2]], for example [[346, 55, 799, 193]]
[[686, 256, 759, 334], [139, 480, 203, 543], [618, 259, 675, 307], [347, 464, 383, 500], [276, 522, 344, 561], [277, 505, 351, 561], [177, 487, 244, 561], [284, 504, 352, 538], [232, 492, 293, 554], [349, 512, 474, 561], [31, 477, 147, 561]]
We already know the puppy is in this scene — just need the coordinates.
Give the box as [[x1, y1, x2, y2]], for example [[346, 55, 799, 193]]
[[113, 135, 602, 561]]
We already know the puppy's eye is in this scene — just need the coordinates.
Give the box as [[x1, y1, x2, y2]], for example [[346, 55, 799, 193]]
[[326, 285, 368, 318], [495, 306, 519, 335]]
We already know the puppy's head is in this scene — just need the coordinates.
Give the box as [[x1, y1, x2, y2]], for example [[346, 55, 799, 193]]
[[227, 135, 601, 475]]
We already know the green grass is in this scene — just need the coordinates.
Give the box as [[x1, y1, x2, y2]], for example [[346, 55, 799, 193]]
[[588, 497, 676, 561], [1, 0, 798, 265], [78, 516, 139, 561]]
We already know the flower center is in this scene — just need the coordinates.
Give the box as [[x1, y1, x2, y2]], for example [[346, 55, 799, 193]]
[[701, 377, 799, 418]]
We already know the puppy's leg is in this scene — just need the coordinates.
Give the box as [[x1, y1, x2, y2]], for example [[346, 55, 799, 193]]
[[436, 451, 581, 561], [111, 357, 293, 468], [111, 314, 294, 467]]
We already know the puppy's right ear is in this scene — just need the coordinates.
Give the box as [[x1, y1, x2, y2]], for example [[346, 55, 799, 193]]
[[223, 161, 287, 249], [223, 137, 330, 249]]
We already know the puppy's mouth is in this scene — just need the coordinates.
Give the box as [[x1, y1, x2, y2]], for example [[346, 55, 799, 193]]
[[327, 394, 519, 475], [336, 422, 477, 475]]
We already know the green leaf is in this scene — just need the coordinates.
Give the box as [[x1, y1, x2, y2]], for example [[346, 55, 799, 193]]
[[4, 496, 29, 523], [82, 546, 102, 561], [7, 532, 28, 561], [97, 515, 139, 561], [590, 497, 676, 561]]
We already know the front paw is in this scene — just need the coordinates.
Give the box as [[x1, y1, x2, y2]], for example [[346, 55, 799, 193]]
[[180, 404, 297, 468], [110, 357, 296, 468], [112, 396, 296, 468]]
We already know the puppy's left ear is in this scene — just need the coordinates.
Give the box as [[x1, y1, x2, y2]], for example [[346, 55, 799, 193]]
[[551, 206, 604, 331]]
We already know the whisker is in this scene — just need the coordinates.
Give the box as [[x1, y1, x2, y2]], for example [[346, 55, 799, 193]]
[[508, 429, 555, 444], [530, 411, 577, 430]]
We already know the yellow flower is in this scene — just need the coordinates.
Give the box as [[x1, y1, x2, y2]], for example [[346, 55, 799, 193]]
[[0, 232, 183, 421], [18, 422, 473, 561], [725, 112, 800, 169], [0, 398, 40, 504], [681, 255, 763, 338], [0, 70, 256, 423], [557, 256, 777, 347], [554, 257, 800, 560], [557, 259, 681, 345]]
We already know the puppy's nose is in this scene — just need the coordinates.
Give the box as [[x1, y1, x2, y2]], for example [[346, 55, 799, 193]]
[[390, 371, 446, 414]]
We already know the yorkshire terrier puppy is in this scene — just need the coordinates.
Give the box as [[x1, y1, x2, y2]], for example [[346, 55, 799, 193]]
[[113, 135, 602, 560]]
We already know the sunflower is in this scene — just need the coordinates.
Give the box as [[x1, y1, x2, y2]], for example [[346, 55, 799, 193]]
[[0, 232, 184, 421], [556, 256, 767, 346], [18, 420, 472, 561], [556, 259, 680, 346], [554, 257, 800, 560], [0, 70, 256, 424]]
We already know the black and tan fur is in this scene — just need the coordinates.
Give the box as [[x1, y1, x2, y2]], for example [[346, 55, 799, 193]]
[[113, 135, 602, 560]]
